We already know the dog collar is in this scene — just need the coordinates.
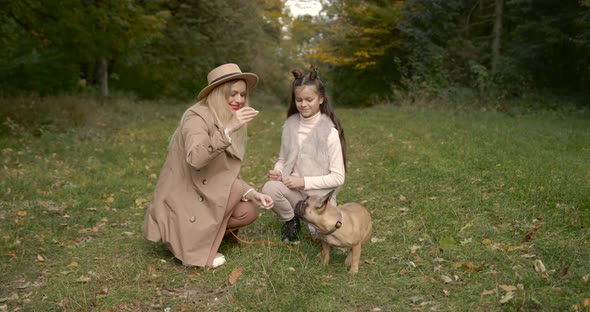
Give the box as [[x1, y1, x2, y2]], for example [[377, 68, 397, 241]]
[[316, 210, 343, 235]]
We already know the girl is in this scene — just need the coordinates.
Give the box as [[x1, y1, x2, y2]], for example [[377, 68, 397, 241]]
[[143, 63, 273, 268], [262, 66, 347, 242]]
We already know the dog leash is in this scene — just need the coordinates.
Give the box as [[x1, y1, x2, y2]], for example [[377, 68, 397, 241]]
[[226, 228, 307, 261]]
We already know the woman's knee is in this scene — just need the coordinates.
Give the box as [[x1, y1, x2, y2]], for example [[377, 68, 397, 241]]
[[229, 201, 258, 228]]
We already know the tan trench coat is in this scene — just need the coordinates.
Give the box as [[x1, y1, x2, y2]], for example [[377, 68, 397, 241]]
[[142, 104, 251, 266]]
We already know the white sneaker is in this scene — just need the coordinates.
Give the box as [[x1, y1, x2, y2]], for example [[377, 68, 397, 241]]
[[212, 253, 226, 268]]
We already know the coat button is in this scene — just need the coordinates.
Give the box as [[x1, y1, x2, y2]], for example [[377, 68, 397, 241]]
[[189, 216, 196, 223], [208, 146, 213, 152], [203, 179, 207, 185], [198, 196, 203, 202]]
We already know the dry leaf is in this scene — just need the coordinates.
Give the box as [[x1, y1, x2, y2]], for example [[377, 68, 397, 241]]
[[66, 262, 79, 268], [584, 298, 590, 307], [76, 276, 91, 283], [533, 259, 547, 273], [582, 274, 590, 283], [460, 238, 473, 246], [399, 195, 407, 201], [520, 254, 537, 259], [288, 267, 296, 271], [410, 245, 421, 253], [499, 291, 515, 303], [37, 255, 45, 262], [481, 288, 497, 296], [559, 266, 569, 278], [147, 264, 157, 274], [440, 275, 453, 283], [371, 237, 386, 243], [228, 267, 243, 285], [523, 226, 539, 242]]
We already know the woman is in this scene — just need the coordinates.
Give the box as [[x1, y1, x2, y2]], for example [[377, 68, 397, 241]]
[[143, 63, 273, 268]]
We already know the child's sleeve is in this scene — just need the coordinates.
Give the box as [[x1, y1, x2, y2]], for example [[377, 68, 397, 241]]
[[303, 128, 345, 190]]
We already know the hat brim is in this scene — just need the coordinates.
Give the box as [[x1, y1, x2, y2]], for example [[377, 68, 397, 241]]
[[197, 73, 259, 101]]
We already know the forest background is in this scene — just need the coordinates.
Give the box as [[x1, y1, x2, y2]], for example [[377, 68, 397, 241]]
[[1, 0, 589, 107]]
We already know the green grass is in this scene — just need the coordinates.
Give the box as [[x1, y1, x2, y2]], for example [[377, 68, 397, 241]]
[[1, 96, 589, 311]]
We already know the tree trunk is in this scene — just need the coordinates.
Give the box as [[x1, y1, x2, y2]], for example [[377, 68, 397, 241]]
[[98, 58, 109, 97], [491, 0, 503, 74]]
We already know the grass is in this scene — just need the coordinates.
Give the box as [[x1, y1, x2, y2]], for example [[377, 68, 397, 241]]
[[0, 95, 589, 311]]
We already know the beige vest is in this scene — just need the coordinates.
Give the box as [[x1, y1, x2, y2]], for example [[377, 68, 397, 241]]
[[280, 114, 339, 201]]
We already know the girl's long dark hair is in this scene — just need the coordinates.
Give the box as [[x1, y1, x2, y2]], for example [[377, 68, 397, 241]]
[[287, 66, 347, 172]]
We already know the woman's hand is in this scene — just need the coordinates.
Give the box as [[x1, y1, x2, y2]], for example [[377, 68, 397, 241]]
[[226, 107, 258, 134], [267, 170, 282, 181], [249, 191, 274, 209], [282, 176, 305, 190]]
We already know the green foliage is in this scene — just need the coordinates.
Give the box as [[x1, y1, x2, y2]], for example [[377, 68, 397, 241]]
[[301, 0, 590, 106]]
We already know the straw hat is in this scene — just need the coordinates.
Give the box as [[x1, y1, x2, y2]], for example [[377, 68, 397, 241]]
[[197, 63, 259, 100]]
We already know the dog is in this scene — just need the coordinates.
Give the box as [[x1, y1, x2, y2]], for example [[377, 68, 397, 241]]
[[294, 190, 372, 274]]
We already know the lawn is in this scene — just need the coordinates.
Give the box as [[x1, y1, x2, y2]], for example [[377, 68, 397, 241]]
[[0, 95, 589, 311]]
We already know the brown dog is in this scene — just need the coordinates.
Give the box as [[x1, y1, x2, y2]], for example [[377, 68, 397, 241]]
[[294, 190, 372, 274]]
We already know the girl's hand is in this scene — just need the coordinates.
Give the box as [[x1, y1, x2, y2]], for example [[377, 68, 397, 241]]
[[251, 191, 274, 209], [226, 107, 259, 134], [282, 176, 305, 190], [268, 170, 282, 181]]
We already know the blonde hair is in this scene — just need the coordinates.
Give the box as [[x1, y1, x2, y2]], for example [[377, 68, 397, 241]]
[[170, 79, 249, 158]]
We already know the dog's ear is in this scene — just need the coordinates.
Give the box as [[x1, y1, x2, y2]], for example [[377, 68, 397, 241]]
[[315, 190, 335, 209]]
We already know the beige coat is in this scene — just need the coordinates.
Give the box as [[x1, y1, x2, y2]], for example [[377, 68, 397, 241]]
[[142, 104, 251, 266]]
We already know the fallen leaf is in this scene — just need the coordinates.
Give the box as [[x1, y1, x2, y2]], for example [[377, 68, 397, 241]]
[[371, 237, 386, 243], [76, 276, 91, 283], [481, 288, 497, 296], [582, 274, 590, 283], [147, 264, 157, 274], [410, 245, 421, 254], [228, 267, 243, 285], [409, 296, 423, 303], [440, 275, 453, 284], [499, 291, 515, 304], [523, 226, 539, 242], [460, 238, 473, 246], [559, 266, 569, 278], [364, 258, 377, 265], [399, 195, 407, 201], [520, 254, 537, 259], [37, 255, 45, 262], [439, 237, 458, 250], [584, 298, 590, 307], [67, 262, 79, 268], [533, 259, 547, 273], [288, 267, 296, 271], [459, 223, 472, 233]]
